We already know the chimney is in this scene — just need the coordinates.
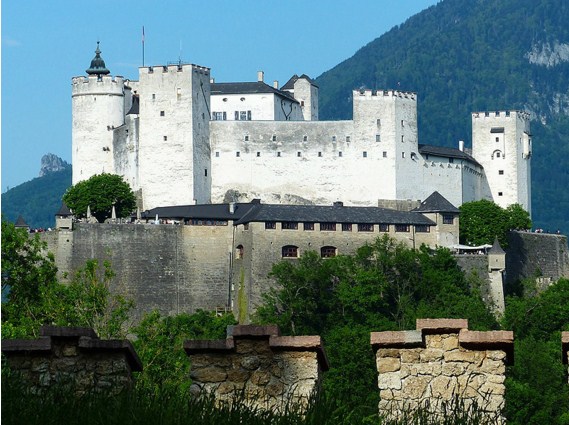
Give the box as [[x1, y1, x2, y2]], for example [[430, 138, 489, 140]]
[[229, 202, 236, 214], [459, 140, 464, 152], [273, 80, 279, 89], [257, 71, 264, 83], [210, 77, 215, 84]]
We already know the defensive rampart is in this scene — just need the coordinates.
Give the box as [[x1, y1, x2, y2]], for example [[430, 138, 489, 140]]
[[1, 326, 142, 395], [370, 319, 513, 423], [185, 325, 328, 412]]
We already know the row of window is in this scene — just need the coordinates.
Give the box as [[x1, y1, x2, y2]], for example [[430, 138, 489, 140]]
[[217, 151, 392, 158], [233, 135, 386, 143], [211, 111, 252, 121], [263, 222, 438, 232], [235, 244, 337, 259]]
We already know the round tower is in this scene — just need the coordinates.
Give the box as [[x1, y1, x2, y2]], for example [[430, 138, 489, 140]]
[[72, 42, 125, 184]]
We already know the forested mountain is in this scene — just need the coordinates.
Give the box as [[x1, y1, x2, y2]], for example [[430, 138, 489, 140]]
[[316, 0, 569, 234], [1, 165, 71, 229]]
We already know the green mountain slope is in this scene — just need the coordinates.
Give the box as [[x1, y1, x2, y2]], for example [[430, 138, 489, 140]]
[[1, 166, 72, 229], [315, 0, 569, 234]]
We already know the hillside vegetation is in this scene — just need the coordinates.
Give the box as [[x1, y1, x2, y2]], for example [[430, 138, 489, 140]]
[[316, 0, 569, 234]]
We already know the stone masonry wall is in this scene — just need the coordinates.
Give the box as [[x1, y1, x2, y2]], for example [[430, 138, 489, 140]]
[[1, 326, 142, 395], [370, 319, 513, 423], [185, 325, 329, 412]]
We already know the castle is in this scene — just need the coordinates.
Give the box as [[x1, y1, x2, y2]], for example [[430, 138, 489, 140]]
[[72, 43, 532, 214]]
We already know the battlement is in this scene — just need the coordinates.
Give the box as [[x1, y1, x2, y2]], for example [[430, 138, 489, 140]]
[[71, 75, 125, 96], [472, 110, 531, 121], [139, 63, 210, 76], [353, 89, 417, 101]]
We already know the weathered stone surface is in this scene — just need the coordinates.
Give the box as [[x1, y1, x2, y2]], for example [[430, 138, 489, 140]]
[[190, 366, 227, 383], [377, 357, 401, 373], [378, 372, 402, 390], [420, 348, 444, 362]]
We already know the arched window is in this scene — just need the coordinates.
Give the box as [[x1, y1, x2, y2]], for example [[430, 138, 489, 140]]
[[235, 245, 244, 259], [282, 245, 299, 258], [321, 246, 337, 258], [492, 150, 503, 160]]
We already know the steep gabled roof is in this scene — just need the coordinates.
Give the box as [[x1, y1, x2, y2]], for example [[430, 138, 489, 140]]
[[211, 82, 298, 103], [281, 74, 318, 90], [56, 202, 73, 216], [14, 215, 29, 227], [418, 144, 481, 167], [413, 192, 460, 214], [139, 203, 258, 221], [488, 237, 505, 255]]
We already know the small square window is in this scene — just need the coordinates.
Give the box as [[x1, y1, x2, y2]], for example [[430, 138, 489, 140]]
[[383, 151, 387, 158], [320, 222, 336, 231], [498, 192, 503, 196], [163, 136, 168, 141], [236, 152, 240, 157], [265, 221, 276, 230], [160, 111, 165, 116], [152, 94, 156, 100], [272, 135, 277, 141], [449, 157, 454, 163], [376, 134, 381, 142], [332, 136, 337, 142], [318, 152, 322, 157], [401, 120, 404, 127], [346, 136, 351, 142], [499, 170, 504, 175], [297, 152, 301, 157], [342, 223, 352, 232], [256, 152, 261, 157], [402, 152, 405, 158], [496, 137, 499, 142], [442, 214, 454, 225], [363, 151, 367, 158], [401, 135, 404, 142], [303, 135, 308, 141], [204, 168, 208, 177], [379, 224, 389, 232], [245, 135, 249, 141], [215, 152, 220, 157], [377, 119, 381, 126], [357, 223, 373, 232], [303, 222, 314, 231], [277, 152, 281, 157], [281, 222, 298, 230], [395, 224, 409, 233], [338, 151, 343, 157]]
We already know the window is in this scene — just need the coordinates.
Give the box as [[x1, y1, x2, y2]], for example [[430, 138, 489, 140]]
[[320, 222, 336, 231], [303, 222, 314, 231], [245, 135, 249, 141], [281, 222, 298, 230], [496, 152, 501, 158], [243, 223, 249, 230], [401, 120, 404, 127], [247, 110, 252, 120], [160, 111, 165, 116], [215, 151, 220, 157], [256, 152, 261, 157], [495, 137, 500, 142], [190, 219, 228, 226], [379, 224, 389, 232], [303, 135, 308, 141], [402, 152, 405, 158], [395, 224, 410, 232], [346, 136, 351, 142], [321, 246, 337, 258], [265, 221, 276, 230], [358, 223, 374, 232], [235, 245, 244, 259], [499, 170, 504, 175], [415, 225, 430, 233], [442, 214, 454, 225], [234, 111, 239, 120], [449, 157, 454, 164], [318, 152, 322, 157], [204, 168, 207, 177], [339, 151, 343, 157], [212, 112, 225, 120], [376, 134, 381, 142], [342, 223, 352, 231], [297, 152, 302, 157], [240, 111, 247, 121], [377, 119, 381, 126], [363, 151, 368, 158], [277, 152, 281, 157], [272, 135, 277, 141], [236, 151, 240, 157], [301, 100, 305, 107], [163, 136, 168, 141], [282, 245, 299, 258], [332, 136, 336, 142], [383, 151, 387, 158], [498, 192, 503, 196], [152, 94, 156, 100]]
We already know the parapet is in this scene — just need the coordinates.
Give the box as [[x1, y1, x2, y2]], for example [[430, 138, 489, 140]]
[[185, 324, 328, 412], [2, 326, 142, 395], [353, 88, 416, 101], [370, 319, 513, 423], [71, 74, 125, 96], [472, 110, 531, 121], [139, 63, 210, 76]]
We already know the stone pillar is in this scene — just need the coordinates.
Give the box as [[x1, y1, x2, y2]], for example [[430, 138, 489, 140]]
[[370, 319, 513, 423], [184, 325, 329, 412], [563, 332, 569, 383], [1, 326, 142, 395]]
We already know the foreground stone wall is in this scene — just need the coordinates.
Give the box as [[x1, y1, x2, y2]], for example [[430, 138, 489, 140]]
[[1, 326, 142, 395], [185, 325, 329, 412], [370, 319, 513, 423]]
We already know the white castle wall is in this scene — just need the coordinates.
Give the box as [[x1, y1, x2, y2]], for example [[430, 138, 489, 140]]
[[472, 111, 532, 214], [71, 75, 125, 184]]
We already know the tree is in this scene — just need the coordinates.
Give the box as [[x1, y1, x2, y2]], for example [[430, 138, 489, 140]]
[[2, 218, 133, 339], [459, 200, 531, 247], [63, 173, 136, 222]]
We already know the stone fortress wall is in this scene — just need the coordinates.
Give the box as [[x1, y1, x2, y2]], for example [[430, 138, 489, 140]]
[[371, 319, 513, 423]]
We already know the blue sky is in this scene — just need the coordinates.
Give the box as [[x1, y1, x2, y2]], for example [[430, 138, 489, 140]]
[[1, 0, 439, 191]]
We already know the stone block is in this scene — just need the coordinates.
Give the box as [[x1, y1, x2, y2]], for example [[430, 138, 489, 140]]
[[377, 357, 401, 373], [378, 372, 402, 390], [416, 318, 468, 332]]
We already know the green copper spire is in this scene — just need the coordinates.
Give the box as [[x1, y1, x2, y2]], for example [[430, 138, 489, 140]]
[[86, 41, 110, 76]]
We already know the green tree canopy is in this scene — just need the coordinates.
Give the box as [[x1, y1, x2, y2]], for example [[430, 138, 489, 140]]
[[63, 173, 136, 222], [459, 200, 531, 247]]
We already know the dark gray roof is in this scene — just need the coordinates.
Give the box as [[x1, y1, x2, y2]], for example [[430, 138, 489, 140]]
[[235, 204, 435, 226], [127, 95, 139, 115], [413, 192, 460, 214], [418, 144, 481, 167], [211, 82, 298, 103], [56, 202, 72, 216], [489, 237, 505, 254], [281, 74, 318, 90], [140, 203, 258, 221], [14, 215, 29, 227]]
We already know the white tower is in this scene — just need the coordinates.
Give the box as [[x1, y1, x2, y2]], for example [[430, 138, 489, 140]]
[[137, 64, 212, 209], [472, 110, 532, 215], [71, 42, 125, 184]]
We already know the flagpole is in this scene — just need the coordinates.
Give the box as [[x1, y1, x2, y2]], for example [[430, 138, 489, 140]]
[[142, 26, 145, 67]]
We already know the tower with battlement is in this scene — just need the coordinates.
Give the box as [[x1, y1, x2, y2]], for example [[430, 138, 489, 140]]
[[72, 43, 125, 184], [472, 110, 532, 214]]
